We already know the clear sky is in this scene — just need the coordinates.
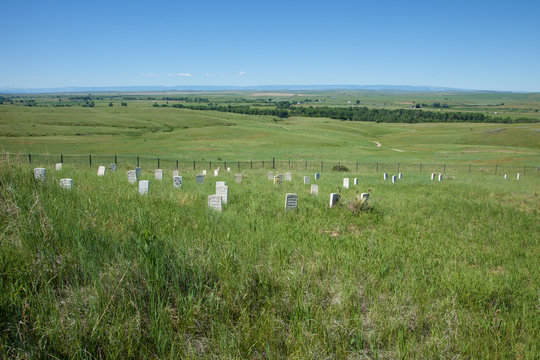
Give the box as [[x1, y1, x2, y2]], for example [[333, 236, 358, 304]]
[[1, 0, 539, 91]]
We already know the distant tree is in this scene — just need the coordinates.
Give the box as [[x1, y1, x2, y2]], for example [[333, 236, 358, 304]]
[[121, 102, 128, 107], [355, 100, 361, 105], [415, 104, 421, 108], [109, 102, 113, 107]]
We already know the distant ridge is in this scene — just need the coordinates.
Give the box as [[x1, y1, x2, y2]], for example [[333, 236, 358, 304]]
[[0, 84, 522, 94]]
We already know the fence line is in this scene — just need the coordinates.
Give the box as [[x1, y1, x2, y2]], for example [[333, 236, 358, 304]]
[[1, 152, 537, 176]]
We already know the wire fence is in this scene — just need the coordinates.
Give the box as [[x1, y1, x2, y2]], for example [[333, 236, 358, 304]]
[[2, 152, 538, 176]]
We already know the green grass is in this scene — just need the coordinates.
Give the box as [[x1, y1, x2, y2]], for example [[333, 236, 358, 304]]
[[1, 157, 539, 358], [1, 103, 539, 165]]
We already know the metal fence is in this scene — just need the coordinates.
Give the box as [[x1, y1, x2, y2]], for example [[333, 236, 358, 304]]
[[1, 152, 537, 176]]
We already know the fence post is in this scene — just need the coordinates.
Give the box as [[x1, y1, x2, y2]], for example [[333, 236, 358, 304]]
[[193, 161, 195, 170], [397, 162, 400, 172], [176, 160, 179, 169], [321, 161, 323, 172], [28, 153, 31, 164], [61, 154, 64, 164], [262, 161, 264, 168], [420, 163, 422, 172], [338, 161, 341, 171], [114, 154, 117, 165], [468, 164, 471, 174], [376, 162, 378, 173], [238, 161, 240, 169], [305, 160, 307, 170], [224, 161, 227, 169], [250, 161, 252, 169], [209, 161, 212, 169], [356, 161, 358, 171], [158, 158, 160, 169], [273, 157, 275, 169], [89, 154, 92, 166], [137, 156, 139, 167]]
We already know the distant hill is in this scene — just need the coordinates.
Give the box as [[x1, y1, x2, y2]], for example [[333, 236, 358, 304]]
[[0, 84, 517, 94]]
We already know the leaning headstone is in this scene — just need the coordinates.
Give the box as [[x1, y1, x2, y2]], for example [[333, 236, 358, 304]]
[[202, 170, 207, 176], [431, 173, 436, 181], [216, 185, 229, 204], [196, 174, 205, 184], [109, 164, 117, 171], [208, 195, 222, 211], [353, 178, 358, 185], [216, 181, 226, 189], [135, 167, 142, 178], [268, 171, 274, 180], [360, 192, 369, 202], [392, 175, 397, 183], [274, 174, 283, 185], [383, 173, 388, 181], [155, 169, 163, 180], [214, 169, 219, 177], [235, 174, 242, 183], [285, 172, 292, 181], [55, 163, 62, 171], [438, 173, 443, 181], [304, 176, 310, 184], [285, 193, 298, 210], [516, 173, 520, 180], [398, 172, 402, 179], [59, 178, 73, 189], [329, 193, 340, 208], [97, 166, 106, 176], [315, 173, 320, 180], [343, 178, 349, 189], [34, 168, 46, 181], [173, 175, 183, 188], [172, 170, 179, 177], [311, 184, 319, 196], [139, 180, 149, 195], [127, 170, 137, 184]]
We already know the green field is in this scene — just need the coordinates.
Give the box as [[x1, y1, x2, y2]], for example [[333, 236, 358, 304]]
[[1, 91, 539, 358]]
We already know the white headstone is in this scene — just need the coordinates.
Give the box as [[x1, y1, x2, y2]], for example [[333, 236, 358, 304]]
[[329, 193, 340, 208], [55, 163, 62, 171], [285, 172, 292, 181], [216, 181, 226, 189], [353, 178, 358, 185], [315, 173, 320, 180], [214, 169, 219, 177], [202, 170, 207, 176], [360, 192, 369, 202], [311, 184, 319, 196], [268, 172, 274, 180], [154, 169, 163, 180], [34, 168, 46, 181], [504, 174, 507, 179], [438, 173, 443, 181], [139, 180, 149, 195], [127, 170, 137, 184], [173, 176, 183, 188], [172, 170, 179, 177], [227, 167, 231, 172], [285, 193, 298, 210], [304, 176, 310, 184], [216, 185, 229, 204], [274, 174, 283, 184], [59, 178, 73, 189], [383, 173, 388, 181], [97, 166, 106, 176], [398, 172, 402, 179], [135, 167, 142, 178], [392, 175, 397, 183], [208, 195, 222, 211], [516, 173, 520, 180], [343, 178, 349, 189], [196, 174, 205, 184], [235, 174, 242, 183], [431, 173, 436, 181], [109, 164, 117, 171]]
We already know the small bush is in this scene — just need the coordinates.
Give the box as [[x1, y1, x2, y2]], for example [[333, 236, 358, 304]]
[[331, 164, 349, 172]]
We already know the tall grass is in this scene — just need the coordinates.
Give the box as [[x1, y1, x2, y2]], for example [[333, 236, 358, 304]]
[[1, 157, 539, 358]]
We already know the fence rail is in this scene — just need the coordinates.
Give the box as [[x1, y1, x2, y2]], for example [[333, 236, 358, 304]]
[[2, 152, 538, 176]]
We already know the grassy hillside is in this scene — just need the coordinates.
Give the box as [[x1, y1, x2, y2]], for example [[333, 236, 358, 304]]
[[1, 103, 539, 165], [1, 158, 539, 358]]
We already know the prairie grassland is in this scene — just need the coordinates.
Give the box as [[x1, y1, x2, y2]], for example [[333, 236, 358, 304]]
[[1, 157, 538, 358]]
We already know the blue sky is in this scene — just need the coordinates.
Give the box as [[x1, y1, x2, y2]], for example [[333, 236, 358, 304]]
[[1, 0, 539, 91]]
